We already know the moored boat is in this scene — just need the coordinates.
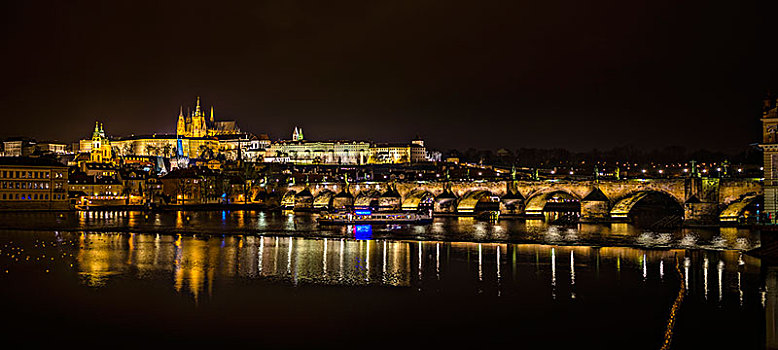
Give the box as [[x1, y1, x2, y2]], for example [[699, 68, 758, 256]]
[[318, 209, 432, 224]]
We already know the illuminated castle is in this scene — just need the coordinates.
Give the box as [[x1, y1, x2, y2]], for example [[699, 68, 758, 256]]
[[176, 96, 240, 138]]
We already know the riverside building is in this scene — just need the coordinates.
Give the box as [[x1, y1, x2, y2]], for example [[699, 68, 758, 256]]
[[0, 157, 69, 210]]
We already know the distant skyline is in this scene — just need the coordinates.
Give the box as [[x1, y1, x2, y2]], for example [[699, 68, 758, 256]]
[[1, 1, 776, 152]]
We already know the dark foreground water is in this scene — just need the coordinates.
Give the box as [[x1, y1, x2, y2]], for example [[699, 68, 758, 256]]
[[0, 211, 772, 349]]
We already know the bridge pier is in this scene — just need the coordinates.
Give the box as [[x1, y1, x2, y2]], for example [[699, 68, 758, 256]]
[[580, 187, 610, 223], [683, 202, 719, 226], [580, 200, 610, 223]]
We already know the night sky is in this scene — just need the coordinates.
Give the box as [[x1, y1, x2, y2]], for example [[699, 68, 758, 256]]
[[1, 0, 776, 152]]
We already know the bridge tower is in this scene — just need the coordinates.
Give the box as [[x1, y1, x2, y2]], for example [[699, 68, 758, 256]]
[[762, 97, 778, 222]]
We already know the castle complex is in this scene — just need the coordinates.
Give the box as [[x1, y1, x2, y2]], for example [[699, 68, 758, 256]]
[[176, 97, 240, 138], [71, 96, 435, 169]]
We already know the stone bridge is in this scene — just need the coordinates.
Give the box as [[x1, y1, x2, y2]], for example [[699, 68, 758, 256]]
[[271, 177, 763, 225]]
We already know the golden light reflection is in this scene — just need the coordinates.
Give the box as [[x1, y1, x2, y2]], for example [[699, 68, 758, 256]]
[[66, 233, 759, 312]]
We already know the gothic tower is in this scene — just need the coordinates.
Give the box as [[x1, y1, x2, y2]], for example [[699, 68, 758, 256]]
[[190, 96, 207, 137], [176, 106, 186, 137]]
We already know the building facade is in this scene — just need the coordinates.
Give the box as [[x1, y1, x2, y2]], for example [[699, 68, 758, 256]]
[[265, 140, 371, 165], [369, 144, 411, 164], [264, 128, 433, 165], [36, 141, 68, 155], [2, 138, 37, 157], [0, 157, 69, 210], [110, 97, 246, 162], [762, 98, 778, 221]]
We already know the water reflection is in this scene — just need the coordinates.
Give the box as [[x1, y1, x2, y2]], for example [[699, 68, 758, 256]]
[[0, 228, 764, 314], [0, 211, 760, 251]]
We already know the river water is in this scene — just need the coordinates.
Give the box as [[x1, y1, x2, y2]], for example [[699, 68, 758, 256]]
[[0, 210, 772, 348]]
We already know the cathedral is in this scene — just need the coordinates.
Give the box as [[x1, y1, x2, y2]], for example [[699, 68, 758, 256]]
[[176, 96, 241, 138]]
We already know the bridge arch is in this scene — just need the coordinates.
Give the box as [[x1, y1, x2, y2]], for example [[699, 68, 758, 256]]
[[434, 190, 458, 213], [293, 188, 313, 210], [457, 190, 500, 213], [524, 190, 581, 216], [719, 194, 763, 223], [313, 190, 334, 210], [609, 190, 684, 223], [281, 190, 297, 209], [354, 189, 380, 209], [401, 189, 435, 211]]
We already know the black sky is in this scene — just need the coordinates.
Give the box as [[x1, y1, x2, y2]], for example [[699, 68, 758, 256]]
[[1, 0, 776, 152]]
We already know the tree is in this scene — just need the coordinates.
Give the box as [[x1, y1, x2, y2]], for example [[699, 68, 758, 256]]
[[240, 163, 260, 204], [145, 144, 158, 157], [121, 143, 133, 156], [161, 143, 173, 158], [174, 177, 194, 205], [121, 182, 133, 205]]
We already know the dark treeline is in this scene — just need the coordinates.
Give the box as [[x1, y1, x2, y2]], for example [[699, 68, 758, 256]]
[[444, 145, 763, 167]]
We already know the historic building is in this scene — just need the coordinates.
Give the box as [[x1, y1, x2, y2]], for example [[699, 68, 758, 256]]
[[369, 143, 412, 164], [177, 96, 242, 137], [264, 127, 370, 165], [368, 137, 428, 164], [2, 137, 37, 157], [0, 157, 69, 210], [89, 122, 113, 163], [35, 141, 68, 155], [110, 97, 253, 162], [762, 97, 778, 221], [264, 127, 432, 165], [68, 172, 125, 207]]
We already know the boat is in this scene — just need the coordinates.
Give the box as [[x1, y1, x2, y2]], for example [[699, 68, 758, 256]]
[[318, 209, 433, 225]]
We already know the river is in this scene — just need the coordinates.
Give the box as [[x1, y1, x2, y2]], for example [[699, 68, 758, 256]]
[[0, 210, 771, 348]]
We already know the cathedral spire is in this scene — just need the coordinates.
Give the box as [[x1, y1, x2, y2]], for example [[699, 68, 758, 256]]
[[177, 106, 187, 137], [210, 106, 214, 124]]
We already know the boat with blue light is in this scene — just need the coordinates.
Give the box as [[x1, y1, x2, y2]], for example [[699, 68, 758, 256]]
[[317, 209, 433, 225]]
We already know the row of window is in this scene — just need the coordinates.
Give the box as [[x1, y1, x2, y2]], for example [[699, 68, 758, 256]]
[[0, 170, 60, 179], [0, 193, 65, 200], [1, 181, 50, 190], [70, 185, 118, 190]]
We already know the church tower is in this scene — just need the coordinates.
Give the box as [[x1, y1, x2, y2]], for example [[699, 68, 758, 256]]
[[176, 106, 186, 137], [762, 96, 778, 221], [190, 96, 207, 137], [89, 121, 112, 164], [292, 127, 304, 141]]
